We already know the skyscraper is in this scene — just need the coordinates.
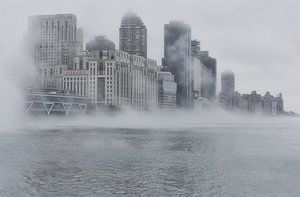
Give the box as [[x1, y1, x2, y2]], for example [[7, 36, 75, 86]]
[[221, 70, 235, 94], [27, 14, 81, 88], [199, 51, 217, 101], [191, 40, 201, 56], [119, 12, 147, 58], [191, 40, 202, 99], [163, 20, 192, 108]]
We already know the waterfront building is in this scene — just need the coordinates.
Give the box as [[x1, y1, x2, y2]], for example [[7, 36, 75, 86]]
[[163, 20, 193, 108], [244, 91, 263, 113], [242, 91, 263, 113], [262, 92, 285, 115], [221, 70, 235, 94], [119, 12, 147, 58], [59, 49, 159, 110], [191, 40, 202, 100], [276, 93, 284, 113], [157, 72, 177, 108], [219, 90, 242, 110], [27, 14, 82, 88], [199, 51, 217, 101], [192, 56, 203, 100], [219, 90, 285, 115]]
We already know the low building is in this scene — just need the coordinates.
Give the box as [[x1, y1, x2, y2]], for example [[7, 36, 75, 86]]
[[242, 91, 263, 113], [219, 91, 242, 111], [262, 92, 284, 115], [157, 71, 177, 108], [241, 91, 284, 115], [25, 88, 90, 116]]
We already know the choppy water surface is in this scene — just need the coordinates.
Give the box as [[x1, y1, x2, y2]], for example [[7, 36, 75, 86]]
[[0, 126, 300, 196]]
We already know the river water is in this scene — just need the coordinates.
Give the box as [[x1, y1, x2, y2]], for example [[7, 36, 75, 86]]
[[0, 118, 300, 196]]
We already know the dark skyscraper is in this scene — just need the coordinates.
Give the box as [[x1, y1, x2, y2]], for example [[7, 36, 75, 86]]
[[163, 21, 192, 108], [221, 70, 235, 94], [200, 51, 217, 101], [119, 12, 147, 58]]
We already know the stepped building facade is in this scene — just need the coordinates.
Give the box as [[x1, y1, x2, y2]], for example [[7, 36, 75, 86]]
[[57, 49, 159, 110]]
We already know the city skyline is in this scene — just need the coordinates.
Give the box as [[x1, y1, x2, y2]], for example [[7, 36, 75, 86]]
[[0, 0, 299, 112], [1, 2, 300, 196]]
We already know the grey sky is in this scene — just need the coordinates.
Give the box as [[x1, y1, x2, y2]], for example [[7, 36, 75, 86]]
[[0, 0, 299, 112]]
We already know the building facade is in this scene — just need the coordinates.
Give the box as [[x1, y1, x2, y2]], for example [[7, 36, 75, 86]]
[[58, 50, 159, 110], [157, 72, 177, 108], [221, 70, 235, 94], [191, 40, 202, 100], [119, 12, 147, 58], [163, 21, 193, 108], [27, 14, 82, 88], [199, 51, 217, 101]]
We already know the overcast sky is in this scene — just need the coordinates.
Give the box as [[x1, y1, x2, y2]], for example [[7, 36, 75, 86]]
[[0, 0, 299, 112]]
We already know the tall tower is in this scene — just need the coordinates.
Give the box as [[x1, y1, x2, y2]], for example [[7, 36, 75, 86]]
[[191, 40, 201, 57], [27, 14, 79, 88], [119, 12, 147, 58], [163, 21, 192, 108], [199, 51, 217, 101], [221, 70, 235, 94]]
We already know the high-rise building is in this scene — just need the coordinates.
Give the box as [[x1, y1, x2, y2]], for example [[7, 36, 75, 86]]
[[199, 51, 217, 101], [27, 14, 80, 88], [119, 12, 147, 58], [163, 20, 193, 108], [221, 70, 235, 94], [191, 40, 202, 100], [191, 40, 201, 56], [276, 93, 284, 113]]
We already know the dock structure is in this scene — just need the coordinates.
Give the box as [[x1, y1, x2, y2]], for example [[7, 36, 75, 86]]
[[25, 89, 90, 116]]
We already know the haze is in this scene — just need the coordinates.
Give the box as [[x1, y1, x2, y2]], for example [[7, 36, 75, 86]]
[[0, 0, 299, 113]]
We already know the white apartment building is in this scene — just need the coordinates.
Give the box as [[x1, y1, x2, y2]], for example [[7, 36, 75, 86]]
[[58, 50, 159, 110]]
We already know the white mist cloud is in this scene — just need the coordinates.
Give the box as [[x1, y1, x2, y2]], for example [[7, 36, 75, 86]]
[[27, 109, 300, 130]]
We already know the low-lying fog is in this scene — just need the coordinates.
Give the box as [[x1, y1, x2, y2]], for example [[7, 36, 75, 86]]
[[14, 109, 300, 132]]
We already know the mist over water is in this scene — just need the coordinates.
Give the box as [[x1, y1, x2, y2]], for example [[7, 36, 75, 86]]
[[1, 120, 300, 196], [1, 80, 300, 196], [25, 108, 300, 130], [1, 1, 300, 196], [0, 66, 23, 131], [0, 43, 34, 132]]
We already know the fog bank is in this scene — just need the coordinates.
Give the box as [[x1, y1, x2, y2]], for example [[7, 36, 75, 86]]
[[25, 109, 300, 131]]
